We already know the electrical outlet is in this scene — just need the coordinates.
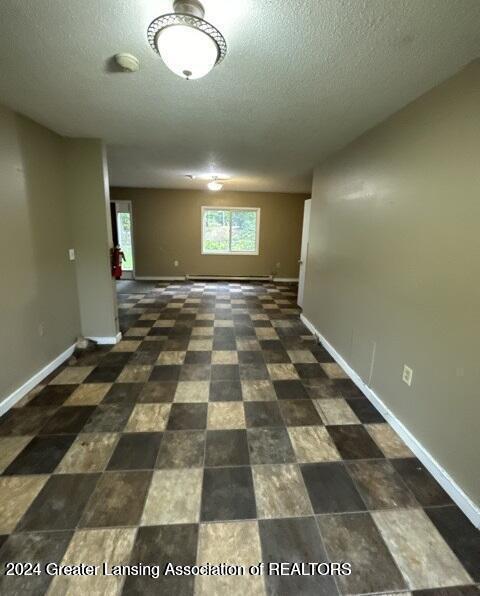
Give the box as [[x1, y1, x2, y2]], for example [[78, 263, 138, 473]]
[[276, 262, 280, 269], [174, 260, 179, 267], [68, 248, 75, 261], [402, 364, 413, 386], [38, 323, 45, 337]]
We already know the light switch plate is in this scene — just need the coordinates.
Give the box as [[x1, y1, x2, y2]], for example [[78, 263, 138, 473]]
[[68, 249, 75, 261]]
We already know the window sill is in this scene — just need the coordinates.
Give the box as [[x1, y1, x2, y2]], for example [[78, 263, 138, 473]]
[[201, 251, 259, 256]]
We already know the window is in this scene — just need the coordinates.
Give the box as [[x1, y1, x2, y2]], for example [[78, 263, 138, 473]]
[[202, 207, 260, 255]]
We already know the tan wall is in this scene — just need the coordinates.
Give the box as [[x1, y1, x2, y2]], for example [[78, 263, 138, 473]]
[[0, 104, 80, 403], [303, 62, 480, 505], [66, 140, 119, 339], [110, 188, 307, 278]]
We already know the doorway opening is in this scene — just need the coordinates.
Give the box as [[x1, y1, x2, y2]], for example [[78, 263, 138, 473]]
[[111, 200, 135, 280]]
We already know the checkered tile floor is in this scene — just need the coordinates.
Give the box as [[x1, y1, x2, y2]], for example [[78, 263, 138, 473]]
[[0, 281, 478, 595]]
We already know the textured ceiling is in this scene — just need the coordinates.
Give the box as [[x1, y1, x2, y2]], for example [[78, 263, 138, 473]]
[[0, 0, 479, 192]]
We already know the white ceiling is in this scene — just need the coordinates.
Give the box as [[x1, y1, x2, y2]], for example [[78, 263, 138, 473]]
[[0, 0, 479, 192]]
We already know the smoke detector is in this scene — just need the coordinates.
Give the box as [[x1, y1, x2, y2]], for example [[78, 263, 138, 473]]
[[115, 53, 140, 72]]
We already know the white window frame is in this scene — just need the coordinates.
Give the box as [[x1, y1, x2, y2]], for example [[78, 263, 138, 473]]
[[201, 206, 261, 256]]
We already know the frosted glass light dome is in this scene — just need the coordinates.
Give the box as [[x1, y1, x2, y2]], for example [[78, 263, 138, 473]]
[[147, 0, 227, 81], [157, 25, 218, 79]]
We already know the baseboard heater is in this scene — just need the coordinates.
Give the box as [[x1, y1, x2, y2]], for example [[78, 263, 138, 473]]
[[186, 274, 273, 282]]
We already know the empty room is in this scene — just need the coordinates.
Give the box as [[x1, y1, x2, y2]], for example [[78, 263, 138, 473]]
[[0, 1, 479, 595]]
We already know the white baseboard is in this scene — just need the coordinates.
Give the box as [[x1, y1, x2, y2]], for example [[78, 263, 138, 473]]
[[300, 313, 480, 528], [186, 274, 272, 282], [133, 275, 299, 283], [0, 343, 76, 417], [134, 276, 185, 281], [87, 332, 122, 345]]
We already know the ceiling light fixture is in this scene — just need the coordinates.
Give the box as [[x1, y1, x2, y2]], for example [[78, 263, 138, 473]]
[[207, 177, 223, 191], [147, 0, 227, 80]]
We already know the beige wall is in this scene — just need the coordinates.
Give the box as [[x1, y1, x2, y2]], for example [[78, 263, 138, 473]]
[[110, 188, 307, 278], [0, 104, 80, 403], [66, 140, 119, 339], [304, 62, 480, 505]]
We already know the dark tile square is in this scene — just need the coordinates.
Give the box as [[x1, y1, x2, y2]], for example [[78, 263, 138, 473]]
[[213, 338, 237, 350], [137, 343, 162, 356], [335, 378, 365, 398], [80, 470, 151, 528], [302, 378, 342, 399], [27, 385, 76, 407], [0, 407, 57, 436], [167, 403, 208, 430], [214, 328, 235, 339], [234, 324, 255, 337], [259, 340, 283, 351], [39, 406, 95, 435], [301, 462, 366, 513], [278, 400, 322, 426], [0, 531, 72, 595], [149, 365, 181, 382], [247, 427, 296, 464], [347, 460, 417, 509], [311, 345, 335, 363], [294, 363, 326, 379], [244, 401, 284, 428], [3, 435, 74, 475], [128, 349, 159, 365], [17, 473, 99, 531], [99, 352, 132, 367], [273, 380, 309, 400], [179, 364, 211, 381], [280, 337, 305, 349], [317, 512, 406, 594], [107, 432, 162, 470], [346, 397, 385, 423], [239, 363, 269, 380], [209, 381, 243, 402], [71, 347, 111, 367], [184, 351, 212, 364], [201, 466, 256, 521], [138, 382, 177, 403], [327, 425, 384, 459], [85, 366, 122, 383], [124, 524, 198, 595], [392, 457, 453, 506], [259, 517, 337, 596], [82, 404, 133, 433], [263, 349, 291, 364], [238, 351, 264, 365], [164, 338, 189, 351], [156, 430, 205, 469], [425, 505, 480, 582], [103, 383, 142, 404], [205, 430, 250, 466], [211, 364, 240, 381]]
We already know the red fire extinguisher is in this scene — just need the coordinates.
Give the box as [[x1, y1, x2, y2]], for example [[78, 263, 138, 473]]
[[111, 245, 126, 280]]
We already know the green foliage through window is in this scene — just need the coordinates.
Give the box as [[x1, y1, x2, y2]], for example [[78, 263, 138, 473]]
[[202, 208, 259, 254]]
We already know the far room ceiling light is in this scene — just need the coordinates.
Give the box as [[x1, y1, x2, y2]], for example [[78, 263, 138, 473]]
[[207, 177, 223, 191], [148, 0, 227, 80]]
